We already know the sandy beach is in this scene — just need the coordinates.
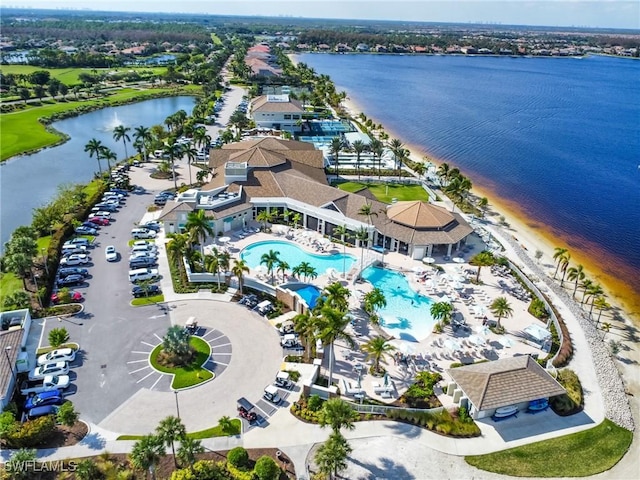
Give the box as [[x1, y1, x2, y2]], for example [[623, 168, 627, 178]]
[[340, 95, 639, 327]]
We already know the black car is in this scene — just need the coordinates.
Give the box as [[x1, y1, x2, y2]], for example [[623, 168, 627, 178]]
[[58, 267, 89, 278], [57, 274, 84, 287], [132, 285, 161, 298], [130, 257, 157, 269], [81, 221, 99, 230]]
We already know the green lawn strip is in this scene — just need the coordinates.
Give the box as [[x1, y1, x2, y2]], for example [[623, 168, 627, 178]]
[[116, 419, 241, 441], [1, 86, 195, 161], [36, 236, 52, 253], [0, 65, 168, 85], [150, 337, 214, 389], [465, 419, 632, 477], [210, 33, 223, 45], [131, 294, 165, 306], [336, 181, 429, 204], [0, 272, 23, 305]]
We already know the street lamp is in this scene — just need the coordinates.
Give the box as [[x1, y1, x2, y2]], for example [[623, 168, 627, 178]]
[[174, 391, 181, 419], [4, 346, 17, 387]]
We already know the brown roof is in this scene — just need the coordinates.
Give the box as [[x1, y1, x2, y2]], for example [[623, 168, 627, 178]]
[[209, 138, 323, 171], [251, 95, 303, 113], [387, 201, 455, 229], [0, 328, 25, 402], [447, 356, 566, 411], [157, 201, 194, 222]]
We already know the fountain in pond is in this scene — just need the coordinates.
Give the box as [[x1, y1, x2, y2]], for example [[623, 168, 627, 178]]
[[101, 112, 124, 132]]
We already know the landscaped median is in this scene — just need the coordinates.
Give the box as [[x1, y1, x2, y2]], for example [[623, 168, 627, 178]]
[[116, 418, 241, 441], [149, 335, 214, 389], [131, 294, 165, 306], [465, 419, 633, 477]]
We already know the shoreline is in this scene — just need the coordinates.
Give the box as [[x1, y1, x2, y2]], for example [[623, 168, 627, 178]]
[[341, 95, 640, 326]]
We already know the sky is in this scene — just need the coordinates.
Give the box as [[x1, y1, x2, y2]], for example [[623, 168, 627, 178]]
[[4, 1, 640, 30]]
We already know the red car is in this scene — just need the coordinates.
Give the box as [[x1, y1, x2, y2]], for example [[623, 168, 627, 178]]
[[88, 216, 109, 226], [51, 291, 83, 304]]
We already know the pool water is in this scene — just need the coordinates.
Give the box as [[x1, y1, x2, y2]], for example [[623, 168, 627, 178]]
[[241, 240, 356, 275], [361, 266, 436, 342], [291, 284, 322, 308]]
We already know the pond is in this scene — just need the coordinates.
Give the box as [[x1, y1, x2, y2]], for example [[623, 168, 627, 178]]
[[0, 96, 196, 249]]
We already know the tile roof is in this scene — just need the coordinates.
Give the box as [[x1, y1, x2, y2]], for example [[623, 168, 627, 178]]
[[157, 201, 194, 222], [447, 355, 566, 411], [387, 201, 455, 228], [251, 95, 303, 113]]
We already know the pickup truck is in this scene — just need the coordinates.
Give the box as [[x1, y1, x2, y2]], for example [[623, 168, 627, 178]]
[[20, 375, 70, 395]]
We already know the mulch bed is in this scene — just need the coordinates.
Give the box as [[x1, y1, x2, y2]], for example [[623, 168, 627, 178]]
[[37, 421, 89, 449]]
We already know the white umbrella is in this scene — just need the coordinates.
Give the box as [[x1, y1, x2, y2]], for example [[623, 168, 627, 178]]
[[498, 337, 514, 348], [443, 338, 462, 352], [468, 334, 486, 346], [398, 342, 416, 356], [218, 236, 231, 244], [319, 237, 330, 246], [425, 279, 437, 289], [254, 265, 267, 274], [475, 325, 491, 336], [411, 265, 425, 274], [422, 257, 436, 264], [454, 274, 467, 283], [453, 282, 464, 290], [453, 257, 465, 263], [440, 295, 452, 304]]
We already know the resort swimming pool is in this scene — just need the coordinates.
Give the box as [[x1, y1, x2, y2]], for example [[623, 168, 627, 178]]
[[361, 266, 436, 342], [241, 240, 356, 275], [289, 284, 322, 308]]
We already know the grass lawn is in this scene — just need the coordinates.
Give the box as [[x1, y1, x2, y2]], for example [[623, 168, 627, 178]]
[[210, 33, 223, 45], [336, 181, 429, 204], [465, 419, 633, 477], [0, 272, 23, 306], [1, 86, 195, 161], [36, 236, 52, 253], [131, 294, 165, 306], [116, 418, 241, 441], [0, 65, 168, 85], [150, 337, 214, 389]]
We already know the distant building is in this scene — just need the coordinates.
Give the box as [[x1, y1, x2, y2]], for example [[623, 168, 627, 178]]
[[356, 43, 370, 52], [250, 95, 303, 133]]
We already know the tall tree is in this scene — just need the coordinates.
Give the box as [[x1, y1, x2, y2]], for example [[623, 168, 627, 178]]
[[129, 435, 164, 478], [469, 251, 495, 282], [333, 224, 349, 277], [358, 201, 378, 225], [166, 233, 190, 264], [429, 301, 453, 329], [361, 336, 396, 374], [319, 398, 358, 434], [100, 147, 117, 171], [322, 282, 351, 311], [369, 138, 384, 179], [352, 140, 367, 180], [330, 137, 342, 177], [260, 249, 281, 284], [490, 296, 513, 329], [316, 306, 355, 387], [567, 264, 585, 297], [185, 209, 214, 256], [231, 259, 250, 295], [552, 247, 569, 279], [133, 125, 152, 162], [355, 226, 370, 273], [84, 138, 104, 174], [156, 416, 186, 469], [113, 125, 131, 161], [177, 437, 204, 472], [388, 138, 405, 178], [293, 311, 317, 362], [362, 287, 386, 322], [162, 141, 183, 191], [314, 432, 352, 480]]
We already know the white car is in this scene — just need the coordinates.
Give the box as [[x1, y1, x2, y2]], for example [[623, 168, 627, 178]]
[[105, 245, 118, 262], [37, 348, 76, 366], [28, 362, 70, 381], [132, 240, 158, 251], [90, 211, 112, 219], [60, 254, 90, 266], [131, 229, 157, 240]]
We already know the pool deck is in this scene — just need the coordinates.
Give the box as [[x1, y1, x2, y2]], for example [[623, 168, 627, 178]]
[[217, 225, 546, 407]]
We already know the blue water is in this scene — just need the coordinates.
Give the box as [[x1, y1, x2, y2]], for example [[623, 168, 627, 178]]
[[292, 284, 322, 308], [240, 240, 356, 273], [297, 53, 640, 298], [361, 266, 436, 342]]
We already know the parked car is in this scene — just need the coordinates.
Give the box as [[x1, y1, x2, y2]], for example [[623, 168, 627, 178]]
[[132, 240, 158, 251], [263, 385, 282, 405], [37, 348, 76, 366], [24, 390, 65, 410], [60, 254, 90, 266], [109, 188, 129, 196], [93, 204, 117, 212], [129, 257, 157, 269], [142, 221, 161, 231], [105, 245, 118, 262], [28, 362, 69, 381], [57, 274, 85, 287], [61, 246, 87, 256], [87, 217, 109, 226], [21, 375, 70, 395], [131, 285, 161, 298], [50, 290, 82, 304], [154, 196, 168, 206], [90, 211, 112, 219], [27, 404, 60, 420], [1, 315, 22, 330], [133, 186, 145, 194], [63, 238, 90, 248], [75, 226, 97, 235], [81, 221, 99, 230], [58, 267, 89, 278], [128, 268, 159, 283], [131, 228, 156, 240]]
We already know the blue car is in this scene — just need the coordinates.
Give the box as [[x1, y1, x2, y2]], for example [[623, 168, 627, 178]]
[[27, 404, 60, 420], [24, 390, 64, 410]]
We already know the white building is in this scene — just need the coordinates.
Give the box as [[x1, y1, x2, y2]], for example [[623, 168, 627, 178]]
[[250, 95, 304, 133]]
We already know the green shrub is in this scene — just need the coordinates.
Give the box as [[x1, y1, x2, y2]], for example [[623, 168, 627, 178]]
[[253, 456, 280, 480], [48, 327, 69, 348], [5, 415, 56, 448], [227, 446, 249, 469], [286, 369, 301, 382], [529, 298, 549, 319], [307, 394, 323, 412], [550, 369, 583, 416]]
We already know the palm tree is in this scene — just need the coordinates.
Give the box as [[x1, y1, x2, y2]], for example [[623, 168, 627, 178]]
[[358, 201, 378, 225], [260, 249, 281, 284], [430, 301, 453, 329], [100, 146, 117, 171], [566, 264, 585, 297], [204, 252, 222, 289], [256, 210, 276, 231], [315, 432, 352, 480], [277, 260, 290, 282], [231, 259, 249, 295], [156, 416, 186, 469], [330, 137, 342, 177], [84, 138, 104, 174], [182, 145, 198, 185], [362, 287, 386, 323], [319, 398, 358, 434], [580, 278, 594, 304], [490, 296, 513, 329], [355, 226, 370, 274], [352, 140, 367, 180], [389, 138, 405, 178], [185, 209, 214, 257], [177, 437, 204, 472], [113, 125, 131, 160], [322, 281, 351, 311], [293, 311, 317, 362], [552, 247, 569, 279], [316, 306, 356, 387], [133, 125, 152, 162], [333, 224, 349, 277], [559, 253, 571, 286], [469, 251, 495, 282], [585, 283, 604, 317], [166, 233, 190, 264], [291, 212, 302, 230], [413, 162, 426, 179], [369, 138, 384, 179], [436, 162, 450, 186], [593, 296, 610, 329], [361, 336, 396, 374], [129, 435, 164, 478], [162, 141, 183, 191]]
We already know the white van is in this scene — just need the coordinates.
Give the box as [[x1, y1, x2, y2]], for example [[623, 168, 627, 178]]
[[132, 244, 157, 256], [128, 268, 159, 283]]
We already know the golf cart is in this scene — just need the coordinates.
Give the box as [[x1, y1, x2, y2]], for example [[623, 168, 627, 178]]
[[185, 317, 199, 335], [275, 371, 293, 389], [237, 397, 257, 422]]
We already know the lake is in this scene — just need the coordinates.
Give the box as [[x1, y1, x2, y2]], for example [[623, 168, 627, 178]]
[[0, 96, 196, 248], [296, 53, 640, 309]]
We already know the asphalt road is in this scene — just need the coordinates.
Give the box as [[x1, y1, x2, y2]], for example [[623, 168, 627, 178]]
[[43, 186, 171, 424]]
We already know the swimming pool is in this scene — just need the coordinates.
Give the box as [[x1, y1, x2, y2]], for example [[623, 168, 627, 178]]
[[361, 266, 436, 342], [288, 284, 322, 308], [241, 240, 356, 275]]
